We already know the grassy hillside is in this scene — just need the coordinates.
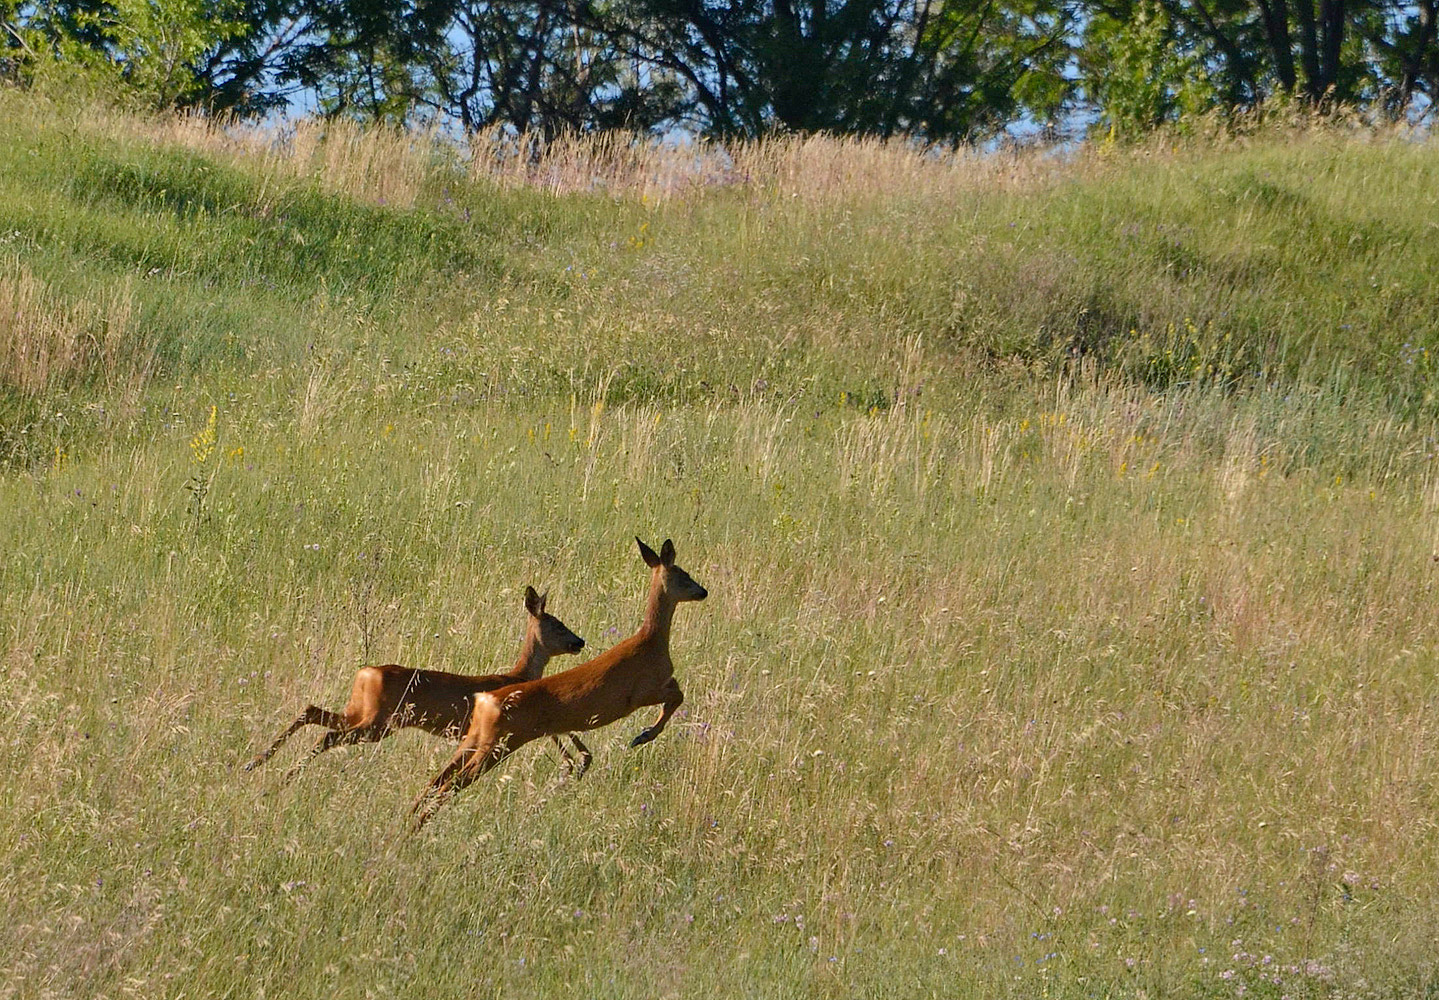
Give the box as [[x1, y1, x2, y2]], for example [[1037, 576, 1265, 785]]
[[3, 90, 1439, 998]]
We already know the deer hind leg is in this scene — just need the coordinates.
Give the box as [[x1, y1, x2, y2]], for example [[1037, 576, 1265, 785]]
[[245, 705, 345, 770], [550, 734, 593, 777], [629, 678, 684, 748], [281, 723, 388, 782], [412, 700, 512, 828], [411, 736, 513, 828]]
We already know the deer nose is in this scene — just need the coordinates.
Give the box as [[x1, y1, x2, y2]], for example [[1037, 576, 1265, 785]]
[[695, 586, 709, 601], [574, 638, 586, 650]]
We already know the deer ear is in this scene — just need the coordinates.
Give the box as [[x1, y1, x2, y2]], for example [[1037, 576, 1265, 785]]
[[524, 585, 541, 616], [660, 539, 676, 566], [636, 536, 661, 568]]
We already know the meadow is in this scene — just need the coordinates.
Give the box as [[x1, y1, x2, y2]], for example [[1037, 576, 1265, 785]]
[[2, 89, 1439, 998]]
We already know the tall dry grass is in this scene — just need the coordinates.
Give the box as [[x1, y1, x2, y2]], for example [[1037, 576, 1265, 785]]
[[38, 87, 1422, 225], [464, 126, 1082, 204], [48, 94, 1082, 208], [0, 262, 149, 394]]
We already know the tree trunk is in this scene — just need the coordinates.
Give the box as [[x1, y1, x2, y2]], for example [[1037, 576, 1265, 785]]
[[1317, 0, 1344, 99], [1292, 0, 1321, 97], [1257, 0, 1298, 93]]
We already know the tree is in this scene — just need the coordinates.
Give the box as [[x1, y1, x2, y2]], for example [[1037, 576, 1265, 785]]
[[8, 0, 1434, 135], [414, 0, 684, 136], [1081, 0, 1217, 133], [1364, 0, 1439, 116], [1078, 0, 1417, 122], [598, 0, 1078, 142], [189, 0, 457, 117], [1, 0, 245, 107]]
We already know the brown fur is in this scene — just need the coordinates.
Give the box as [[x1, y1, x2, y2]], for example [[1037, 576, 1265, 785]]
[[413, 538, 707, 826], [245, 587, 585, 779]]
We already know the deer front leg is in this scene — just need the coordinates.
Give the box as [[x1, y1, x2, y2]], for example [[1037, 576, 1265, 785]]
[[566, 734, 593, 776], [551, 734, 593, 776], [551, 735, 576, 772], [629, 678, 683, 748]]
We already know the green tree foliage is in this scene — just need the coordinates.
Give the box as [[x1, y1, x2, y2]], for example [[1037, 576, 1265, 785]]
[[414, 0, 687, 136], [3, 0, 1437, 136], [1365, 0, 1439, 114], [2, 0, 244, 107], [598, 0, 1077, 140], [1081, 0, 1216, 134], [1077, 0, 1439, 128], [188, 0, 457, 117]]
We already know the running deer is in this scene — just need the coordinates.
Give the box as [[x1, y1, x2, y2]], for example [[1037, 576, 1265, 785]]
[[245, 587, 585, 778], [412, 537, 707, 827]]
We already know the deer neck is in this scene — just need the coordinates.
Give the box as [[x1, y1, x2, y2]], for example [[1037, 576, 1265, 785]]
[[638, 580, 676, 649], [505, 628, 550, 682]]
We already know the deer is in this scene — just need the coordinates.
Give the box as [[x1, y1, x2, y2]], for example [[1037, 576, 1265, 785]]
[[412, 537, 708, 827], [245, 586, 586, 779]]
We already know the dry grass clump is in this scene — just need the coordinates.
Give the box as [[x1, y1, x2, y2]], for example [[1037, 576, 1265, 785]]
[[0, 263, 149, 394], [462, 127, 1078, 204], [464, 126, 735, 203], [728, 131, 1076, 203], [33, 96, 438, 209], [43, 90, 1079, 209], [279, 117, 439, 208], [36, 87, 1415, 220]]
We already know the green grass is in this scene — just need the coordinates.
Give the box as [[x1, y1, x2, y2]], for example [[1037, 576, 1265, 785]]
[[3, 90, 1439, 998]]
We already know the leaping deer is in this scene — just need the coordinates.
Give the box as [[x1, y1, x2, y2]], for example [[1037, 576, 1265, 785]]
[[412, 537, 707, 827], [245, 586, 586, 779]]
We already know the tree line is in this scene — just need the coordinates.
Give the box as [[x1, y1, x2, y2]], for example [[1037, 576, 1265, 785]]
[[3, 0, 1436, 140]]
